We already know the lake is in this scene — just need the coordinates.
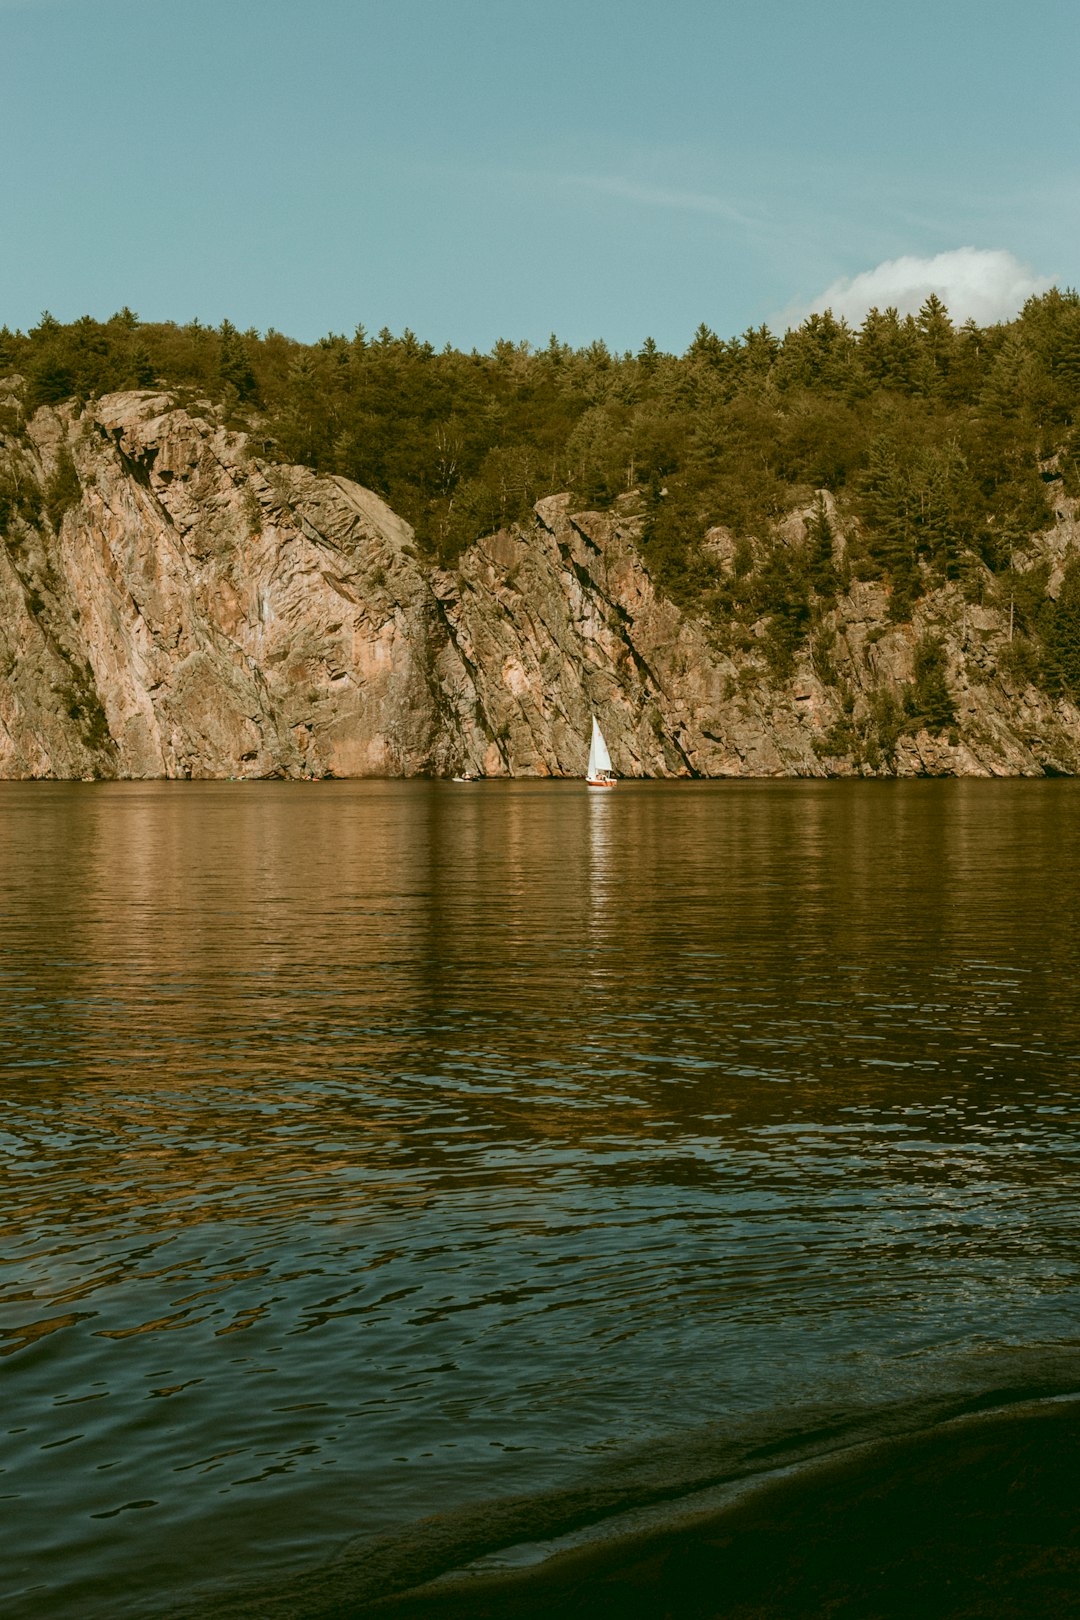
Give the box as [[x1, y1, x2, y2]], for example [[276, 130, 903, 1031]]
[[2, 779, 1079, 1615]]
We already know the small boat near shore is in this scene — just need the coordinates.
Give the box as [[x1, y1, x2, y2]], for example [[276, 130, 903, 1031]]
[[586, 717, 617, 787]]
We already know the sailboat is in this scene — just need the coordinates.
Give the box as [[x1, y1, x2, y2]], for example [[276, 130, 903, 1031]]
[[586, 716, 617, 787]]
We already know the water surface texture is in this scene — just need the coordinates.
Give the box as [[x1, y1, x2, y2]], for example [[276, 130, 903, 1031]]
[[2, 780, 1079, 1615]]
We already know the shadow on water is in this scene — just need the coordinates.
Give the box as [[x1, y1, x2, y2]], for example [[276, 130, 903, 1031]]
[[171, 1378, 1080, 1617]]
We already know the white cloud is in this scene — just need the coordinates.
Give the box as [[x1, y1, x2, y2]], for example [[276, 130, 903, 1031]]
[[792, 248, 1052, 328]]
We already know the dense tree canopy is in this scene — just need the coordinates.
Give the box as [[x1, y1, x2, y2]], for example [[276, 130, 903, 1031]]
[[3, 292, 1079, 684]]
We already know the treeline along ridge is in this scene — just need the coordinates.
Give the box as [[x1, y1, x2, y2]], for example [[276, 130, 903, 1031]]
[[4, 292, 1080, 710]]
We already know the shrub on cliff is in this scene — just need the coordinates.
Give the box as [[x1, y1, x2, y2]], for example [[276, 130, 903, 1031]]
[[1040, 557, 1080, 698], [904, 635, 957, 733], [44, 446, 81, 531]]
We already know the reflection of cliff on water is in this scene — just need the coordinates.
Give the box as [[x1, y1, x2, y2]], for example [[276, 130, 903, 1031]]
[[6, 778, 1080, 1232], [2, 784, 440, 1232]]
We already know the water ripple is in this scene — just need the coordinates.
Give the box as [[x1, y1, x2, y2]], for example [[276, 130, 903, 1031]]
[[2, 780, 1080, 1615]]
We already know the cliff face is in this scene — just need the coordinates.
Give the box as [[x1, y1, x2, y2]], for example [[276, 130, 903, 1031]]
[[1, 385, 1079, 779]]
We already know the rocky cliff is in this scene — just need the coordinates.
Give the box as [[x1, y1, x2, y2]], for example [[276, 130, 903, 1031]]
[[2, 383, 1079, 779]]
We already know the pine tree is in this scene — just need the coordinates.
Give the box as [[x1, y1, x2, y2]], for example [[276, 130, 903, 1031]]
[[637, 336, 660, 374], [858, 306, 920, 391], [1050, 306, 1080, 398], [916, 293, 955, 394], [686, 323, 725, 366], [218, 319, 257, 401], [906, 635, 956, 731], [806, 492, 837, 596], [1041, 557, 1080, 695], [861, 435, 916, 600]]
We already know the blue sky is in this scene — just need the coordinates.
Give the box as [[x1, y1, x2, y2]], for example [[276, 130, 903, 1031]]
[[1, 0, 1077, 350]]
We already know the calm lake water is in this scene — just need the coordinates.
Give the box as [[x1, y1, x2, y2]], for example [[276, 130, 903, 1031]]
[[3, 779, 1080, 1616]]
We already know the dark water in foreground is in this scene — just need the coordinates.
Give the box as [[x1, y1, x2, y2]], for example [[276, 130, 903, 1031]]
[[2, 780, 1079, 1616]]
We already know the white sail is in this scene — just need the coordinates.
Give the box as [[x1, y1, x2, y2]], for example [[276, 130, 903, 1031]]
[[587, 717, 613, 778]]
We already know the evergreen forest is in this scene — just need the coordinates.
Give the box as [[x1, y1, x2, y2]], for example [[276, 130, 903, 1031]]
[[4, 292, 1080, 700]]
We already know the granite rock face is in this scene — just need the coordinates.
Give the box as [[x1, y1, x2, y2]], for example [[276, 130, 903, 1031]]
[[1, 386, 1078, 779]]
